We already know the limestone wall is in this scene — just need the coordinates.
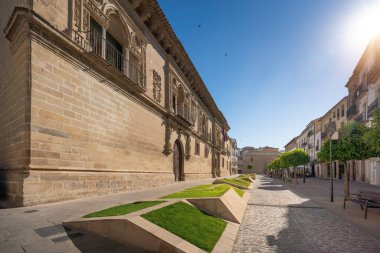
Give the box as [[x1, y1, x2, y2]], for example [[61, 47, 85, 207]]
[[0, 0, 32, 205], [0, 0, 229, 206]]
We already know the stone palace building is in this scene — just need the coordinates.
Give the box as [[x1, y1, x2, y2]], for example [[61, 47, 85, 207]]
[[0, 0, 231, 206], [238, 146, 281, 174]]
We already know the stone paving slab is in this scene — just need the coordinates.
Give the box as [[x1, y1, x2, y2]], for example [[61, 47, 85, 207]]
[[233, 175, 380, 253]]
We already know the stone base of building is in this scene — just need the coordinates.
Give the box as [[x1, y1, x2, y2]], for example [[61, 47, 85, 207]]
[[1, 169, 213, 207]]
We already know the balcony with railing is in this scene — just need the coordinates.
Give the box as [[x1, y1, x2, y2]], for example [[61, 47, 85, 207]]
[[368, 98, 380, 117], [354, 113, 364, 123], [71, 30, 146, 91], [307, 130, 314, 137], [368, 63, 380, 84], [347, 104, 358, 119], [176, 104, 195, 125]]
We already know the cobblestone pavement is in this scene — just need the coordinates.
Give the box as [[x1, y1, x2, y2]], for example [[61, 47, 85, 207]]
[[233, 175, 380, 253]]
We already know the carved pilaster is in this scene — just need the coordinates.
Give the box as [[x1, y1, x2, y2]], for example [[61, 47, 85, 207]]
[[185, 134, 191, 160], [74, 0, 81, 29], [163, 119, 173, 156]]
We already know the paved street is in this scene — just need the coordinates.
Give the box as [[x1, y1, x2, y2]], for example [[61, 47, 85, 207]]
[[2, 175, 380, 253], [233, 175, 380, 253], [0, 177, 219, 253]]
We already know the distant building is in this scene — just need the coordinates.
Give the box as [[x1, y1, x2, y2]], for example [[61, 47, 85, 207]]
[[238, 146, 281, 174], [229, 138, 238, 174]]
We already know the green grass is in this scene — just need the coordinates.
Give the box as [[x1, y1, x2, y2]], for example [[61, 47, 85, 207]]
[[83, 201, 166, 218], [161, 184, 244, 199], [221, 178, 251, 188], [142, 202, 227, 252], [232, 186, 245, 197], [237, 175, 254, 182]]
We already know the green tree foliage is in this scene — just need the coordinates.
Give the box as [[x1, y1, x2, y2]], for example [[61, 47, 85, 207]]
[[280, 149, 309, 184], [364, 108, 380, 156], [280, 149, 309, 168], [335, 122, 376, 197], [336, 122, 376, 161], [247, 164, 253, 170], [317, 139, 339, 163]]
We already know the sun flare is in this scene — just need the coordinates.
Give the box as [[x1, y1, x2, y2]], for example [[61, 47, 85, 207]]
[[345, 2, 380, 49]]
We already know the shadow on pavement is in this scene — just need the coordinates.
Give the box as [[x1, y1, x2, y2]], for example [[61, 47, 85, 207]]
[[62, 225, 144, 253]]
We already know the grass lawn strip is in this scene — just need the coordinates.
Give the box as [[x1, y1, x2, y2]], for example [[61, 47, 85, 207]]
[[142, 202, 227, 253], [232, 186, 245, 197], [83, 201, 166, 218], [162, 184, 229, 198], [162, 184, 244, 198], [221, 178, 251, 188]]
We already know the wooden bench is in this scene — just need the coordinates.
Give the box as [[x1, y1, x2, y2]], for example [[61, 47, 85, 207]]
[[344, 190, 380, 219]]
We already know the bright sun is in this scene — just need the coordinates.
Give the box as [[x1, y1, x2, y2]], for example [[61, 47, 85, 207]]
[[345, 2, 380, 49]]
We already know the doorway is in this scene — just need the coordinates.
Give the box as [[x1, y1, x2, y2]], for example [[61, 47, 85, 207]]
[[173, 140, 184, 181]]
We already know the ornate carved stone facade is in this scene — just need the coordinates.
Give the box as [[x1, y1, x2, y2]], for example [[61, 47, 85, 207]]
[[0, 0, 230, 206], [152, 70, 161, 103]]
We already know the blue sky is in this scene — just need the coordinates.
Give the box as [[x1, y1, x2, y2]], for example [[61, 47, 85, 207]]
[[158, 0, 379, 149]]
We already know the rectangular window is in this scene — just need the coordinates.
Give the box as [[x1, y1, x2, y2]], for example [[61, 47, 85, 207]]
[[106, 31, 123, 71], [341, 105, 345, 117], [222, 158, 224, 167], [204, 145, 209, 158], [195, 142, 200, 155], [90, 18, 103, 56], [337, 109, 340, 120]]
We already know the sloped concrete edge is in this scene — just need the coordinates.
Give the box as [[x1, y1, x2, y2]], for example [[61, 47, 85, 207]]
[[212, 221, 240, 253], [187, 188, 246, 223], [64, 213, 206, 253]]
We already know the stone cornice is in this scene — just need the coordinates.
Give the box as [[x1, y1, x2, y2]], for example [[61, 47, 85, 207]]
[[124, 0, 229, 130]]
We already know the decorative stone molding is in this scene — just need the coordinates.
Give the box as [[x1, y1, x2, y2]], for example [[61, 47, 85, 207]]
[[185, 134, 191, 160], [83, 9, 90, 36], [163, 119, 173, 156], [83, 0, 109, 27], [74, 0, 81, 29], [153, 70, 161, 103]]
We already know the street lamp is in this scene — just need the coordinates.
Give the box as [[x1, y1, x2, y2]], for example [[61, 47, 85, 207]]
[[301, 142, 307, 183], [329, 124, 338, 202]]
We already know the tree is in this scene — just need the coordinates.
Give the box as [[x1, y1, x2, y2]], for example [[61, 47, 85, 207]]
[[335, 122, 376, 197], [268, 157, 283, 178], [364, 108, 380, 155], [317, 139, 339, 163], [247, 164, 254, 174], [280, 149, 309, 184]]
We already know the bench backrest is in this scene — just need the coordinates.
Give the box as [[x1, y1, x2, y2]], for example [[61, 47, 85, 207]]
[[359, 190, 380, 202]]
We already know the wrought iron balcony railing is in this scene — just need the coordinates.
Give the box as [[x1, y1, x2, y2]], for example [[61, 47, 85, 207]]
[[354, 113, 364, 123], [347, 104, 358, 119], [368, 98, 380, 117], [71, 30, 145, 89]]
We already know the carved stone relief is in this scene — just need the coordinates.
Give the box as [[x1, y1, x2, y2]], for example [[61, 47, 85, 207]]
[[74, 0, 81, 29], [153, 70, 162, 103]]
